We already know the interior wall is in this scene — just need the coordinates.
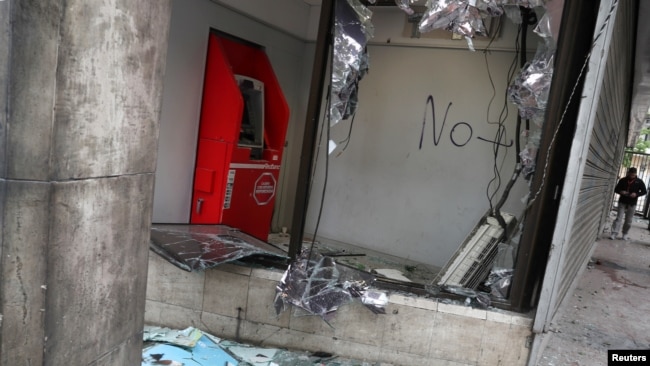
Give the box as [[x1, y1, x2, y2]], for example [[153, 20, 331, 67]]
[[304, 9, 537, 267], [152, 0, 311, 228]]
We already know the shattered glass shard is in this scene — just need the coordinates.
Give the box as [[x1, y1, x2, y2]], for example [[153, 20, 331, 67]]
[[150, 224, 288, 272], [274, 249, 383, 319]]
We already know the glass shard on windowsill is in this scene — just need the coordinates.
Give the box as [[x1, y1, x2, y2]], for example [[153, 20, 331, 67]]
[[274, 248, 386, 320]]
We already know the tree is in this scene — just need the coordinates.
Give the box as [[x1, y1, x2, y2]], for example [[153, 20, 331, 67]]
[[633, 128, 650, 152], [623, 128, 650, 168]]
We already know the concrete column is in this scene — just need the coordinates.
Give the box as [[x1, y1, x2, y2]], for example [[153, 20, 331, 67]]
[[0, 1, 171, 365]]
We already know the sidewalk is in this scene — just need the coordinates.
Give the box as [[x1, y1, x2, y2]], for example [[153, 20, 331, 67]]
[[537, 213, 650, 365]]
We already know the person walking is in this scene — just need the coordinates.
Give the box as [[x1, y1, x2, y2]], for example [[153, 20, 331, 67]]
[[610, 167, 647, 240]]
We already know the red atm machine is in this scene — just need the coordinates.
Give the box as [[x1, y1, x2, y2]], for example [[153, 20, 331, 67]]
[[190, 31, 290, 241]]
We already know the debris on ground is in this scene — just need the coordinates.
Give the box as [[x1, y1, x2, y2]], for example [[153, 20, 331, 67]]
[[142, 325, 389, 366]]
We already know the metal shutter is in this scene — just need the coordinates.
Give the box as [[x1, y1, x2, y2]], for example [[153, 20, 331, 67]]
[[532, 0, 636, 336], [558, 0, 635, 317]]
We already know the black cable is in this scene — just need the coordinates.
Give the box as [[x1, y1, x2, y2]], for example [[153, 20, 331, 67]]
[[301, 82, 331, 267], [310, 86, 331, 185], [487, 125, 509, 210], [494, 23, 521, 127], [483, 18, 503, 125], [515, 8, 529, 166], [338, 109, 357, 153], [485, 23, 522, 213], [305, 91, 330, 267], [307, 98, 332, 269], [493, 7, 537, 230], [520, 7, 534, 133]]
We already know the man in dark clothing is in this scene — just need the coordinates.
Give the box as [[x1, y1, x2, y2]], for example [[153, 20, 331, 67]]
[[610, 167, 647, 240]]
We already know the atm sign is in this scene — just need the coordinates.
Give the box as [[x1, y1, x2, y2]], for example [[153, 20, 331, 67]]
[[253, 173, 277, 205]]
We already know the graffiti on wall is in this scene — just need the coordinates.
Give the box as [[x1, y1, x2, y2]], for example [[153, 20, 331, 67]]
[[418, 95, 513, 149]]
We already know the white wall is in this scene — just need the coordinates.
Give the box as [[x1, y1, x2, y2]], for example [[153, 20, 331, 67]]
[[152, 0, 311, 226], [304, 8, 537, 267]]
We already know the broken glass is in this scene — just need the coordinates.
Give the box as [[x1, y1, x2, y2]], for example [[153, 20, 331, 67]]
[[507, 43, 554, 120], [440, 284, 492, 308], [358, 289, 389, 314], [476, 0, 505, 17], [520, 129, 541, 179], [501, 4, 523, 23], [149, 224, 288, 272], [484, 268, 513, 299], [330, 0, 374, 127], [274, 249, 384, 320], [143, 326, 204, 348], [395, 0, 416, 15], [481, 243, 515, 299], [494, 0, 545, 7], [417, 0, 546, 45], [418, 0, 493, 51], [142, 326, 382, 366], [218, 341, 279, 364], [142, 334, 238, 366], [533, 11, 553, 42]]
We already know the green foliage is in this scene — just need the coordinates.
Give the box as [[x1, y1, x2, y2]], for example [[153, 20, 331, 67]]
[[623, 128, 650, 167], [634, 128, 650, 152], [623, 151, 632, 168]]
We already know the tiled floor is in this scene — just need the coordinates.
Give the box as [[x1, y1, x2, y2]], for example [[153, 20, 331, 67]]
[[537, 213, 650, 366]]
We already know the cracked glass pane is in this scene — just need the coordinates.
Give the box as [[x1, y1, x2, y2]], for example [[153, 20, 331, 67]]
[[150, 224, 288, 271]]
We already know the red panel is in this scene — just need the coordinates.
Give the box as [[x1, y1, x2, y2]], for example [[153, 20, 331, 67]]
[[221, 164, 280, 241], [199, 35, 243, 142], [194, 168, 214, 193], [262, 148, 282, 164], [191, 139, 232, 223]]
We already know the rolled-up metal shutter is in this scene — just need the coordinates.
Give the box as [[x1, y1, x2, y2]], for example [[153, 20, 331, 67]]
[[558, 0, 636, 317], [532, 0, 636, 338]]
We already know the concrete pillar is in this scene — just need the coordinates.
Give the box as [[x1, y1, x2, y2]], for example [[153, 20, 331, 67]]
[[0, 1, 172, 365]]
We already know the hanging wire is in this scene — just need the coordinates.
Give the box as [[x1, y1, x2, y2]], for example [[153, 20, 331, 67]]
[[304, 91, 332, 267], [337, 49, 368, 155], [336, 110, 357, 155], [526, 0, 619, 209], [307, 100, 332, 265], [310, 86, 332, 186], [484, 22, 522, 213]]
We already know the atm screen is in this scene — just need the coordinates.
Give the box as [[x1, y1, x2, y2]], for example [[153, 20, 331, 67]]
[[235, 75, 264, 150]]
